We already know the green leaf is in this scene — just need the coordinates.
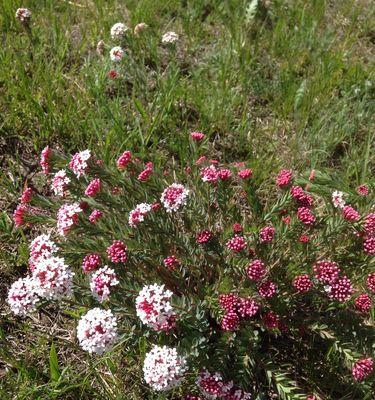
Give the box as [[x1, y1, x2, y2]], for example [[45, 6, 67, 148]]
[[49, 342, 60, 382]]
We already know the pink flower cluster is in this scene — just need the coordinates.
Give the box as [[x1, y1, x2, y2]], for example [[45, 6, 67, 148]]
[[197, 370, 251, 400], [106, 240, 127, 263], [85, 178, 101, 197], [7, 277, 39, 316], [355, 293, 372, 313], [135, 284, 176, 331], [258, 280, 278, 298], [69, 149, 91, 177], [226, 235, 246, 253], [219, 293, 259, 331], [246, 259, 267, 281], [297, 207, 316, 225], [237, 168, 252, 179], [367, 272, 375, 292], [117, 150, 132, 169], [352, 358, 373, 381], [89, 209, 103, 223], [163, 255, 180, 271], [57, 203, 82, 236], [161, 183, 189, 212], [20, 187, 32, 203], [276, 169, 293, 187], [293, 274, 313, 293], [259, 226, 275, 242], [342, 205, 360, 222], [357, 184, 369, 196], [191, 131, 205, 141], [90, 266, 119, 302], [129, 203, 152, 227], [290, 186, 313, 208], [196, 230, 212, 244], [138, 162, 153, 181], [82, 253, 101, 273]]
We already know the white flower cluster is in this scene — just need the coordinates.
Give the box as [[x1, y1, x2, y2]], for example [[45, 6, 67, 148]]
[[90, 266, 119, 302], [7, 277, 39, 316], [128, 203, 152, 227], [51, 169, 70, 196], [143, 345, 186, 391], [110, 22, 129, 39], [135, 284, 175, 331], [69, 149, 91, 178], [57, 202, 82, 236], [160, 183, 189, 212], [162, 31, 179, 44], [110, 46, 124, 62], [29, 234, 59, 270], [332, 190, 345, 209], [32, 256, 74, 300], [77, 308, 118, 354], [16, 8, 31, 22]]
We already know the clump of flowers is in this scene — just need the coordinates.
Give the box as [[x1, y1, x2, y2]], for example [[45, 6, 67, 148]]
[[357, 184, 369, 196], [90, 266, 119, 302], [9, 145, 375, 398], [77, 308, 118, 354], [143, 345, 186, 391], [136, 284, 176, 331], [293, 274, 313, 293], [190, 131, 205, 141]]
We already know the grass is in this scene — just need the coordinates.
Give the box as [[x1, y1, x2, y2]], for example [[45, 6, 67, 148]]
[[0, 0, 374, 398]]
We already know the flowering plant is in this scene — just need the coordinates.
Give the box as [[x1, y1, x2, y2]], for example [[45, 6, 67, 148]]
[[8, 142, 374, 399]]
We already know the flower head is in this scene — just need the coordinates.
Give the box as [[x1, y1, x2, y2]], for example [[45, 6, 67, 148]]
[[106, 240, 127, 263], [161, 183, 189, 212], [326, 276, 353, 302], [143, 345, 186, 391], [89, 209, 103, 223], [40, 146, 51, 174], [332, 190, 345, 209], [355, 293, 372, 313], [16, 8, 31, 22], [32, 256, 74, 300], [69, 150, 91, 178], [366, 272, 375, 292], [110, 46, 124, 62], [196, 229, 213, 244], [57, 203, 82, 236], [342, 205, 360, 222], [293, 274, 313, 293], [7, 276, 39, 316], [357, 184, 369, 196], [85, 178, 101, 197], [51, 170, 70, 196], [110, 22, 129, 39], [258, 280, 278, 298], [129, 203, 152, 227], [259, 226, 275, 243], [77, 308, 118, 354], [162, 31, 179, 44], [237, 168, 252, 179], [200, 165, 219, 183], [29, 234, 59, 271], [117, 150, 132, 169], [20, 187, 32, 203], [226, 235, 247, 253], [313, 260, 340, 284], [90, 266, 119, 302], [190, 131, 205, 141], [297, 207, 316, 225], [352, 358, 373, 381], [276, 169, 293, 187], [136, 284, 176, 331], [246, 259, 267, 281], [82, 253, 101, 273], [134, 22, 148, 35]]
